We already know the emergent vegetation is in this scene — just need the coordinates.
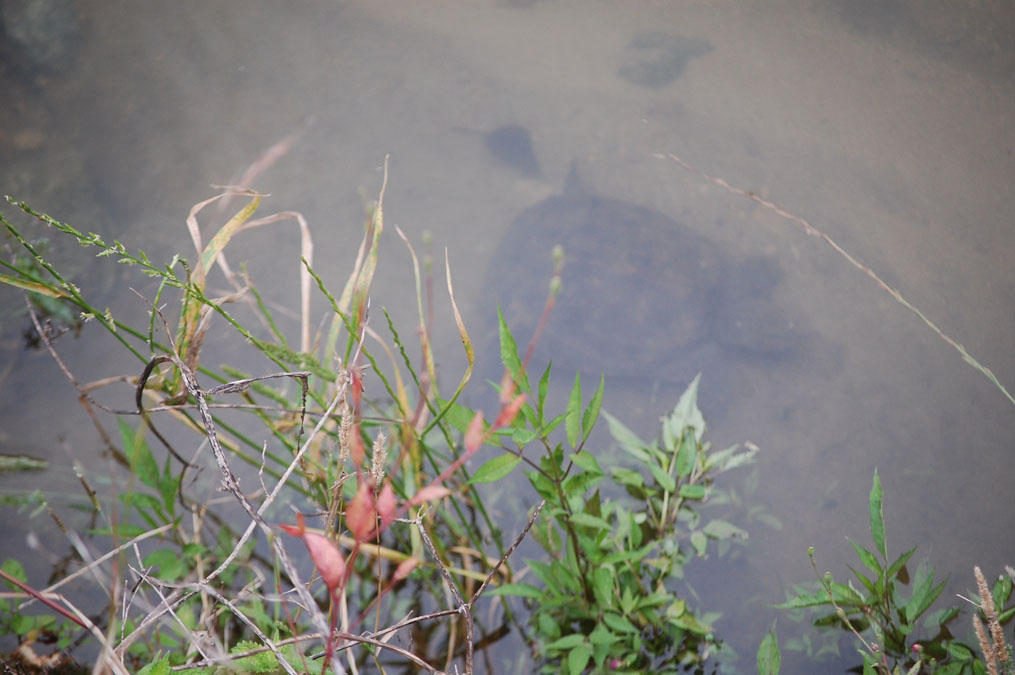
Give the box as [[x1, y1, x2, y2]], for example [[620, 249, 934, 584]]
[[0, 164, 1011, 674]]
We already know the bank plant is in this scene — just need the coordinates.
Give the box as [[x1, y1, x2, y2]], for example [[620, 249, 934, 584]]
[[488, 362, 758, 673], [0, 165, 761, 675], [758, 471, 1015, 675]]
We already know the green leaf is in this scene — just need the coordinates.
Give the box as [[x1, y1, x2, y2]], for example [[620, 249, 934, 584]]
[[567, 643, 592, 674], [593, 566, 614, 607], [690, 530, 708, 556], [565, 373, 582, 448], [886, 545, 916, 580], [902, 662, 923, 675], [849, 538, 883, 578], [136, 653, 171, 675], [612, 468, 644, 489], [542, 411, 567, 435], [468, 454, 522, 484], [757, 625, 781, 675], [143, 548, 189, 582], [436, 400, 477, 433], [665, 373, 706, 444], [581, 375, 605, 444], [528, 560, 571, 595], [537, 612, 560, 639], [120, 491, 164, 512], [159, 452, 179, 517], [570, 451, 602, 475], [602, 612, 638, 633], [862, 652, 877, 675], [2, 559, 27, 588], [907, 574, 946, 623], [932, 663, 966, 675], [603, 412, 651, 461], [537, 362, 552, 421], [945, 642, 974, 660], [702, 519, 748, 541], [119, 418, 160, 490], [827, 581, 865, 606], [547, 634, 587, 650], [11, 614, 54, 635], [639, 592, 674, 611], [992, 574, 1013, 609], [485, 582, 544, 599], [511, 426, 537, 447], [497, 308, 529, 393], [562, 470, 602, 498], [674, 431, 696, 479], [646, 460, 676, 493], [774, 589, 832, 610], [589, 622, 620, 646], [869, 470, 886, 559], [120, 493, 166, 526], [601, 542, 656, 565], [527, 471, 557, 501], [848, 566, 876, 596], [568, 513, 612, 531], [679, 484, 706, 500]]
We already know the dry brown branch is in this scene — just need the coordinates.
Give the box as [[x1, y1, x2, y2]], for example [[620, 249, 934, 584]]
[[17, 525, 172, 611], [470, 499, 546, 605], [413, 512, 472, 673]]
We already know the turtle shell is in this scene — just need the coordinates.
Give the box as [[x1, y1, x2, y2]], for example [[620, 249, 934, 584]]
[[487, 173, 728, 380]]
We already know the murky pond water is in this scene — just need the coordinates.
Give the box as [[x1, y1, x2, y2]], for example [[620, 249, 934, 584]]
[[1, 1, 1012, 672]]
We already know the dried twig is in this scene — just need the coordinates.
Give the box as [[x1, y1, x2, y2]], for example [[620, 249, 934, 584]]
[[659, 151, 1014, 408]]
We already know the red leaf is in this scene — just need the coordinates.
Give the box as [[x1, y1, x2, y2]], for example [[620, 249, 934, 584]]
[[350, 367, 365, 409], [349, 425, 366, 469], [279, 512, 307, 538], [281, 513, 345, 594], [464, 411, 485, 454], [376, 480, 397, 529], [498, 371, 516, 406], [409, 485, 451, 506], [303, 531, 346, 593], [346, 481, 376, 542], [392, 556, 419, 582], [492, 393, 526, 430]]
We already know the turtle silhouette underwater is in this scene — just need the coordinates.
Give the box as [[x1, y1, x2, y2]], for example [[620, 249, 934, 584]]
[[482, 165, 805, 399]]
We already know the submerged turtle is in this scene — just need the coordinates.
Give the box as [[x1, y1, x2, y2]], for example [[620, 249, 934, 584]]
[[483, 166, 803, 391]]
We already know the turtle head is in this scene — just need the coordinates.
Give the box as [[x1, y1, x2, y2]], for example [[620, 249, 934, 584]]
[[562, 160, 591, 197]]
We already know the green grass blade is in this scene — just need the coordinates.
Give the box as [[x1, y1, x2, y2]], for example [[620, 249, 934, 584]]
[[757, 624, 781, 675], [869, 469, 886, 559], [565, 373, 582, 449], [581, 375, 605, 445]]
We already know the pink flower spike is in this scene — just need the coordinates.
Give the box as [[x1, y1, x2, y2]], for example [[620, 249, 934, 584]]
[[409, 485, 451, 507]]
